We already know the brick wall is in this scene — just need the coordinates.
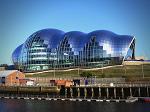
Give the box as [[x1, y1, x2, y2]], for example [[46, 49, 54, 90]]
[[5, 71, 25, 86]]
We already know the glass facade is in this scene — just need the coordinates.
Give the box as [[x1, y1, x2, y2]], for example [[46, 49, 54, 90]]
[[12, 29, 135, 72]]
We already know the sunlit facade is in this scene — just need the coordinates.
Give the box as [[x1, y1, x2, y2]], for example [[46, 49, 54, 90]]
[[12, 29, 135, 72]]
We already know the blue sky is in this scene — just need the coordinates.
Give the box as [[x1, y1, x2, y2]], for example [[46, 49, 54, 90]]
[[0, 0, 150, 64]]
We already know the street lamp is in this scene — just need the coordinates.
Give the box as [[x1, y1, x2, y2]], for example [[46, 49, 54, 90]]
[[78, 67, 80, 76], [102, 58, 104, 74], [124, 61, 126, 76], [53, 52, 57, 79], [53, 60, 56, 79], [142, 60, 144, 78]]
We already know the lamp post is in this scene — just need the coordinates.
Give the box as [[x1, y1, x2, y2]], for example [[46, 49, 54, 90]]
[[142, 60, 144, 78], [94, 76, 96, 85], [77, 55, 80, 76], [78, 67, 80, 76], [124, 61, 126, 76], [102, 58, 104, 74], [53, 60, 56, 79], [53, 52, 57, 79]]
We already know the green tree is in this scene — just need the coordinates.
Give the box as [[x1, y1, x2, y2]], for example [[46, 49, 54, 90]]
[[101, 73, 105, 78], [80, 72, 93, 78]]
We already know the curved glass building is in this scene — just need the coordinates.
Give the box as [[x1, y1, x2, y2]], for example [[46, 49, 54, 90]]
[[12, 29, 135, 72]]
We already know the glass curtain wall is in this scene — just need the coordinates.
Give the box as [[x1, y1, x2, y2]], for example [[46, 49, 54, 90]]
[[12, 29, 135, 72]]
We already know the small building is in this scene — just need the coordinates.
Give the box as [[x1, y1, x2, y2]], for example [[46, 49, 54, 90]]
[[0, 70, 25, 86], [53, 80, 73, 87], [50, 80, 56, 86], [0, 67, 5, 71], [73, 79, 80, 86], [65, 80, 73, 87], [26, 80, 34, 86], [19, 78, 34, 86], [55, 80, 66, 86]]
